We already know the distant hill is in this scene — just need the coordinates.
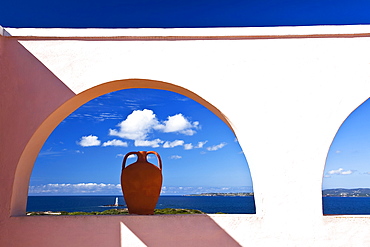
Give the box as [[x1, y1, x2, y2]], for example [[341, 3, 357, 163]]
[[186, 189, 370, 197], [186, 192, 254, 197], [322, 188, 370, 197]]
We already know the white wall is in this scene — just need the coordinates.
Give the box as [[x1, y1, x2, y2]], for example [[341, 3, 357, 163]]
[[1, 25, 370, 246]]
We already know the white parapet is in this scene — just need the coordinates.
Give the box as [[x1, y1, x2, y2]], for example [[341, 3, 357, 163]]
[[4, 24, 370, 37]]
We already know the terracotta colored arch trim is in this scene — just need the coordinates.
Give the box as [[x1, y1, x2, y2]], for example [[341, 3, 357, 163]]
[[11, 79, 235, 216]]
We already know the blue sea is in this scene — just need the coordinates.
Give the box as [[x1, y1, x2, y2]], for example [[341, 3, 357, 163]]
[[26, 195, 256, 214], [26, 196, 370, 214], [322, 197, 370, 215]]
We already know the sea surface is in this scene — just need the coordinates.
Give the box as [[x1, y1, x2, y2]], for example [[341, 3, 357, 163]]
[[322, 197, 370, 215], [27, 196, 370, 214], [27, 195, 256, 214]]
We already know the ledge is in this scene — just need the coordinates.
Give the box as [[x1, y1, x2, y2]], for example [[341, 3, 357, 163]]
[[13, 213, 258, 218], [323, 215, 370, 218], [3, 24, 370, 41]]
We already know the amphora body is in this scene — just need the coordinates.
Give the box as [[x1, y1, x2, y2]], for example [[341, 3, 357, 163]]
[[121, 151, 163, 215]]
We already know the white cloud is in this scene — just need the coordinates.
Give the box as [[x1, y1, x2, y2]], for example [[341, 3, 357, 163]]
[[184, 143, 193, 150], [78, 135, 101, 147], [163, 140, 184, 148], [38, 150, 63, 156], [28, 183, 121, 194], [102, 139, 128, 147], [134, 139, 163, 148], [69, 113, 122, 122], [108, 110, 200, 150], [170, 155, 182, 159], [183, 141, 207, 150], [155, 113, 199, 135], [30, 183, 255, 196], [127, 154, 137, 159], [98, 113, 122, 120], [327, 168, 354, 175], [116, 154, 136, 159], [206, 142, 227, 151], [195, 141, 207, 148], [109, 109, 159, 140]]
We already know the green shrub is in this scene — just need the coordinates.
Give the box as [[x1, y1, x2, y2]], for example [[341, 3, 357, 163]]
[[27, 208, 220, 215]]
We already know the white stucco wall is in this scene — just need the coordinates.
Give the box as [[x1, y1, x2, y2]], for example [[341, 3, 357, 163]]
[[1, 25, 370, 246]]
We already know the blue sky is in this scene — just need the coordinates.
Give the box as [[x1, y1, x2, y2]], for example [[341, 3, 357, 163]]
[[30, 92, 370, 194], [323, 98, 370, 190], [2, 0, 370, 28], [29, 89, 252, 195], [3, 1, 370, 193]]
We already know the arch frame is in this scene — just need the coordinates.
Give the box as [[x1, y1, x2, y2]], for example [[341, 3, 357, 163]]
[[321, 97, 370, 214], [11, 78, 242, 216]]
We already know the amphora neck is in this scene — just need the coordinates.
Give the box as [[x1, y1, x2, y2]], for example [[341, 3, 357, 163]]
[[136, 151, 148, 162]]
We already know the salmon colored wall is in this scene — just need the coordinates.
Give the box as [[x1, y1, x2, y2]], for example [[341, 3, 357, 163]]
[[0, 37, 76, 217]]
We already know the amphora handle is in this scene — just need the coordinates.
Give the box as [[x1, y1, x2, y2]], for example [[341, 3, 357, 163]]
[[122, 151, 162, 170]]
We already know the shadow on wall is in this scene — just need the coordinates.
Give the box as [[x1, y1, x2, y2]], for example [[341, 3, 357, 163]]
[[5, 214, 243, 246], [120, 215, 242, 247]]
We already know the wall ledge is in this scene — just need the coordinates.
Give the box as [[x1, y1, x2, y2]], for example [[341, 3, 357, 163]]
[[3, 24, 370, 39]]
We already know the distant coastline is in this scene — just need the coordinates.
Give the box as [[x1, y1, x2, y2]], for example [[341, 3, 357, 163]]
[[186, 192, 254, 197], [27, 188, 370, 197], [322, 188, 370, 197], [187, 189, 370, 197]]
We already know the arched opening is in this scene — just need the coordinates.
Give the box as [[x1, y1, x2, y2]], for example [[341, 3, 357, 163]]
[[12, 79, 254, 215], [323, 98, 370, 215]]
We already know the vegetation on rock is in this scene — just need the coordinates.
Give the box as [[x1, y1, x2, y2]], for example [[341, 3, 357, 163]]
[[27, 208, 209, 215]]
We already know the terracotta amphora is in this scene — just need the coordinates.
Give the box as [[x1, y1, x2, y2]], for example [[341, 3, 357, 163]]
[[121, 151, 163, 215]]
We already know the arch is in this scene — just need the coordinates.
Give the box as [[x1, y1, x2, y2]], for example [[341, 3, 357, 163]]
[[11, 78, 240, 216], [322, 97, 370, 215]]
